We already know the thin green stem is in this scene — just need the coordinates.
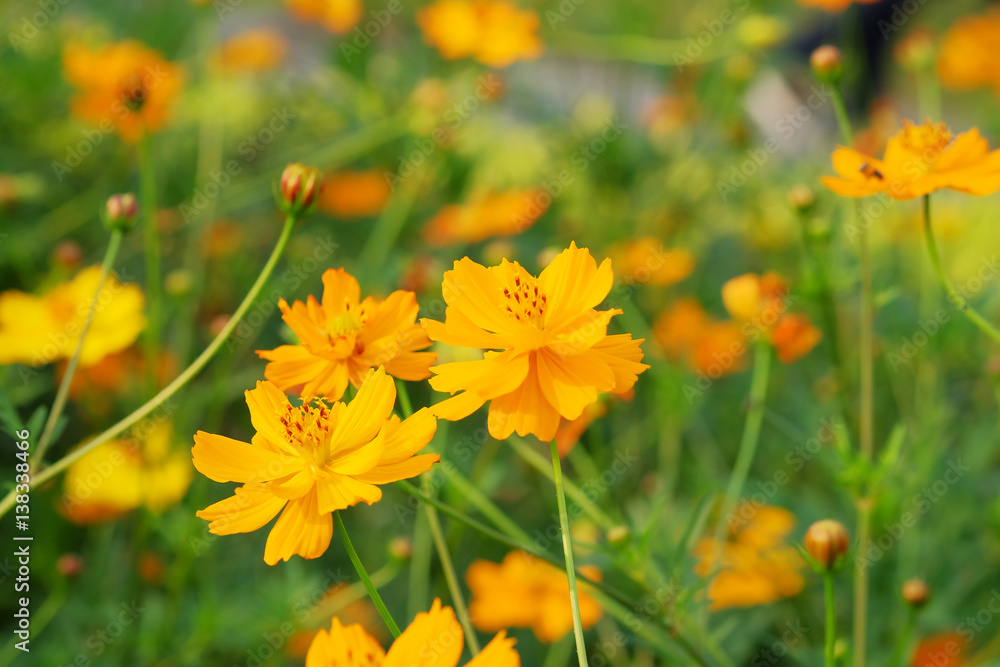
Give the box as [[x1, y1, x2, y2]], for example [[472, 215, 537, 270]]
[[0, 215, 298, 519], [922, 195, 1000, 344], [824, 574, 837, 667], [551, 439, 589, 667], [886, 608, 917, 667], [439, 464, 534, 545], [138, 129, 161, 393], [31, 230, 123, 473], [334, 511, 401, 638], [830, 86, 854, 147], [424, 503, 481, 655]]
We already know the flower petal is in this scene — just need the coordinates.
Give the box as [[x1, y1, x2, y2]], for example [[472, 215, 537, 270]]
[[191, 431, 297, 483], [263, 489, 332, 565], [538, 242, 614, 330], [196, 484, 286, 535], [383, 599, 464, 667]]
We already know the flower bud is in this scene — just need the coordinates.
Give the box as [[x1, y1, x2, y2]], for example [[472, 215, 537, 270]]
[[279, 163, 323, 218], [804, 519, 850, 570], [787, 184, 816, 212], [103, 193, 138, 232], [810, 45, 843, 83], [57, 553, 84, 578], [53, 241, 84, 271], [606, 525, 629, 546], [388, 536, 413, 561], [894, 28, 935, 72], [902, 578, 930, 608]]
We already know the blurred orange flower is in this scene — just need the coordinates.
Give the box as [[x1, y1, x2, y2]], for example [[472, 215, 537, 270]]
[[912, 633, 965, 667], [422, 190, 547, 246], [722, 272, 789, 324], [319, 170, 392, 219], [193, 369, 438, 565], [63, 40, 185, 143], [937, 11, 1000, 96], [418, 0, 543, 67], [257, 268, 436, 400], [467, 550, 603, 643], [0, 266, 146, 367], [424, 243, 649, 441], [769, 314, 822, 364], [610, 237, 695, 287], [215, 29, 287, 73], [796, 0, 879, 12], [653, 299, 747, 377], [61, 346, 176, 417], [285, 0, 362, 34], [307, 599, 520, 667], [821, 120, 1000, 200], [694, 504, 805, 611], [60, 422, 192, 524]]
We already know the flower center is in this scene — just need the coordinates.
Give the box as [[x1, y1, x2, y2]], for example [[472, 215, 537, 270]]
[[327, 306, 365, 337], [278, 400, 335, 470], [502, 274, 547, 326], [120, 71, 147, 111], [899, 120, 953, 158]]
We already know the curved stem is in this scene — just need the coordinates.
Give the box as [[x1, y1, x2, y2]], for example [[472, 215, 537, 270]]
[[138, 129, 161, 393], [551, 439, 589, 667], [922, 194, 1000, 344], [31, 230, 123, 473], [0, 215, 297, 519], [824, 574, 837, 667], [425, 502, 481, 655], [334, 511, 401, 638]]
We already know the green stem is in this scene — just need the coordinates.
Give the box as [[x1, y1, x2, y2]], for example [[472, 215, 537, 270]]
[[138, 129, 161, 393], [830, 86, 854, 147], [334, 511, 401, 638], [886, 608, 917, 667], [0, 215, 298, 519], [31, 229, 123, 473], [824, 574, 837, 667], [551, 439, 589, 667], [439, 464, 534, 546], [922, 194, 1000, 344], [424, 503, 481, 655]]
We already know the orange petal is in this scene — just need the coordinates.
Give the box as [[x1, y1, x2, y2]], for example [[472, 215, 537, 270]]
[[191, 430, 298, 483], [196, 484, 286, 535], [263, 489, 332, 565]]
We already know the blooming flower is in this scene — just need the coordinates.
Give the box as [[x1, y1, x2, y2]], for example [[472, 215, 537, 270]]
[[424, 243, 649, 441], [466, 551, 603, 643], [608, 237, 695, 288], [214, 29, 288, 73], [257, 268, 436, 400], [417, 0, 543, 68], [911, 633, 965, 667], [60, 422, 192, 524], [422, 190, 547, 246], [193, 368, 438, 565], [285, 0, 362, 34], [769, 314, 822, 364], [937, 11, 1000, 96], [795, 0, 879, 12], [821, 120, 1000, 200], [63, 40, 185, 143], [654, 299, 746, 377], [693, 504, 805, 610], [307, 599, 520, 666], [0, 266, 146, 367], [723, 272, 821, 363], [319, 170, 392, 219]]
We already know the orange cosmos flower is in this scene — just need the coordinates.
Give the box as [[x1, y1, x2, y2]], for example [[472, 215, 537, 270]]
[[0, 266, 146, 367], [723, 272, 820, 363], [769, 314, 822, 364], [694, 504, 805, 611], [422, 190, 547, 246], [319, 170, 392, 219], [285, 0, 362, 33], [214, 29, 287, 73], [912, 633, 965, 667], [424, 243, 649, 442], [257, 268, 436, 401], [795, 0, 879, 12], [63, 40, 185, 143], [417, 0, 543, 68], [467, 551, 603, 643], [937, 11, 1000, 96], [308, 599, 520, 667], [193, 368, 438, 565], [653, 299, 748, 377], [821, 120, 1000, 200], [609, 237, 695, 287]]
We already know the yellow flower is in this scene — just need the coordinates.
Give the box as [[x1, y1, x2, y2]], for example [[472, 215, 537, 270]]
[[63, 40, 185, 143], [0, 266, 146, 367], [609, 237, 695, 288], [214, 29, 288, 73], [417, 0, 543, 68], [467, 550, 603, 643], [308, 599, 520, 667], [821, 120, 1000, 200], [285, 0, 362, 33], [257, 268, 436, 401], [721, 272, 789, 323], [693, 504, 805, 611], [60, 422, 192, 524], [193, 368, 438, 565], [424, 243, 649, 442], [422, 190, 547, 246], [937, 11, 1000, 96]]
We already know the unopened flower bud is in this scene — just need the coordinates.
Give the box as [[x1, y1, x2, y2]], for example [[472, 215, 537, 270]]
[[787, 184, 816, 212], [388, 537, 412, 561], [279, 163, 323, 218], [894, 28, 935, 72], [53, 241, 83, 270], [810, 45, 843, 83], [606, 525, 629, 546], [103, 193, 138, 232], [57, 553, 84, 578], [804, 519, 850, 570], [902, 578, 930, 608]]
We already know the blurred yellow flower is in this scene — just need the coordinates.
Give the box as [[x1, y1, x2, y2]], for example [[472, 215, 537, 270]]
[[215, 29, 288, 73], [307, 599, 520, 666], [193, 368, 438, 565], [257, 268, 436, 400], [467, 550, 603, 643], [422, 190, 546, 246], [0, 266, 146, 367], [418, 0, 543, 68], [821, 120, 1000, 200], [694, 504, 805, 611], [319, 170, 392, 219], [609, 237, 695, 287], [722, 272, 788, 323], [937, 11, 1000, 96], [63, 40, 185, 143], [424, 243, 649, 441], [60, 422, 192, 524], [285, 0, 362, 34]]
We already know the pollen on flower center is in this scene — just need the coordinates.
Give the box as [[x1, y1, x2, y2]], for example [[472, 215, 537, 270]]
[[900, 120, 953, 157], [502, 274, 547, 326], [120, 71, 148, 111], [278, 400, 335, 469], [327, 305, 365, 338]]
